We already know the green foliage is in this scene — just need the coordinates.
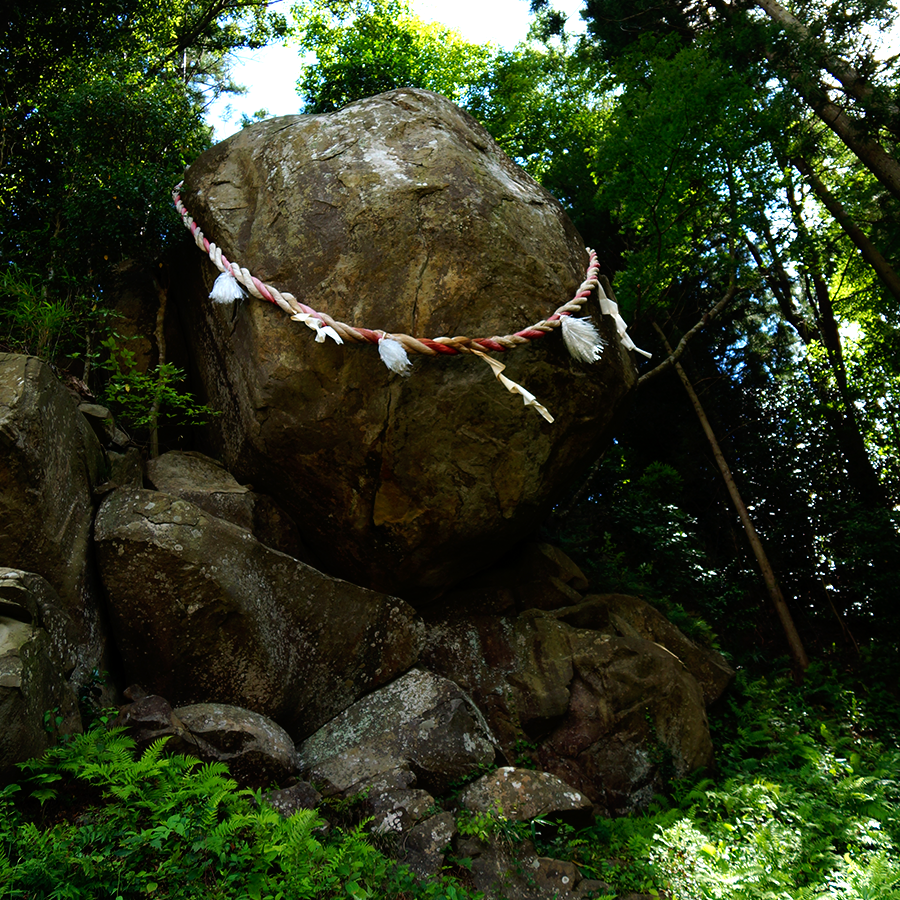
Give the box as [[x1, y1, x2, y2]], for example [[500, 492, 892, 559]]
[[1, 726, 482, 900], [0, 0, 286, 381], [520, 663, 900, 899], [292, 0, 494, 113], [96, 335, 221, 433]]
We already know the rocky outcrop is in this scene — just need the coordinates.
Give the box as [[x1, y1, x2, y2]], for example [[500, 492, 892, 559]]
[[0, 569, 82, 772], [145, 450, 310, 562], [0, 354, 107, 677], [553, 593, 734, 706], [175, 87, 638, 598], [421, 602, 721, 814], [299, 668, 495, 834], [94, 487, 423, 739]]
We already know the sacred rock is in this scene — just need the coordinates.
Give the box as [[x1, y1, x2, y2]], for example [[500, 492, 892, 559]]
[[174, 88, 638, 598]]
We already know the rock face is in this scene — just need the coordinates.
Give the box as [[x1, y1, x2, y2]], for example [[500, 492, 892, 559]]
[[421, 602, 721, 815], [0, 354, 107, 675], [0, 569, 82, 773], [94, 487, 423, 739], [298, 668, 495, 835], [175, 87, 637, 598], [146, 450, 310, 561]]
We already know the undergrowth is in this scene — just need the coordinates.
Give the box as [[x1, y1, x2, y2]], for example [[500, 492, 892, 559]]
[[0, 728, 479, 900], [4, 657, 900, 899], [526, 657, 900, 899]]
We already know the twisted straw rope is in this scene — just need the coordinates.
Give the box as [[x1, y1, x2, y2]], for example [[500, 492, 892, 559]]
[[174, 184, 601, 356]]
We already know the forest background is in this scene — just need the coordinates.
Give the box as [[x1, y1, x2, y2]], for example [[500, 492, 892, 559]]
[[2, 1, 900, 897]]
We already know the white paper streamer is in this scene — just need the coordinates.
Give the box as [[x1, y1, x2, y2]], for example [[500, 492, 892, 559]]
[[561, 315, 605, 364], [378, 335, 412, 376], [596, 289, 652, 359], [470, 349, 553, 423], [209, 272, 244, 304]]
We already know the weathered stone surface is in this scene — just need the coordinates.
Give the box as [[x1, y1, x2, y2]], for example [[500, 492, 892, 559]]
[[0, 354, 107, 676], [113, 692, 301, 786], [459, 767, 592, 826], [0, 569, 82, 773], [538, 630, 713, 814], [94, 487, 423, 739], [299, 668, 496, 797], [456, 836, 608, 900], [146, 450, 310, 561], [265, 781, 322, 818], [369, 788, 436, 836], [401, 811, 458, 877], [553, 594, 735, 705], [173, 702, 301, 787], [175, 88, 637, 597], [421, 609, 714, 814]]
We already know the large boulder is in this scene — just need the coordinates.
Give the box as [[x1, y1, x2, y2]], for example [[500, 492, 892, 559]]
[[174, 88, 638, 598], [0, 354, 107, 677], [94, 487, 423, 739]]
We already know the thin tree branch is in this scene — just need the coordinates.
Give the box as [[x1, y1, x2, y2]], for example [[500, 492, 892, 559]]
[[636, 282, 740, 389]]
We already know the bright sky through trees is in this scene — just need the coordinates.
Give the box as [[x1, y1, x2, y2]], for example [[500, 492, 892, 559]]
[[207, 0, 587, 139]]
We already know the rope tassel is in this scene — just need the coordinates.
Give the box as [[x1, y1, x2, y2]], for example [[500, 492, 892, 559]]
[[209, 272, 244, 304], [378, 335, 413, 376], [561, 314, 605, 364]]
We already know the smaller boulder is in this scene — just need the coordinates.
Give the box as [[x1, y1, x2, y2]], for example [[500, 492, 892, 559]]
[[459, 767, 592, 827], [0, 569, 82, 774], [400, 811, 458, 877], [172, 703, 301, 787], [300, 668, 496, 797], [265, 781, 322, 818], [145, 450, 310, 561], [114, 691, 301, 787]]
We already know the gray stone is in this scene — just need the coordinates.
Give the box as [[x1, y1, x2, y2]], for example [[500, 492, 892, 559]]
[[173, 702, 301, 787], [0, 354, 107, 678], [175, 88, 637, 598], [299, 668, 496, 797], [94, 487, 423, 740], [145, 450, 310, 561], [400, 810, 458, 877], [0, 570, 82, 773], [265, 781, 322, 817], [459, 767, 592, 827]]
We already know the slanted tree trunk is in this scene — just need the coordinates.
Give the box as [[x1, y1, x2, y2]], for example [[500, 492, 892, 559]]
[[791, 155, 900, 304], [652, 321, 811, 674]]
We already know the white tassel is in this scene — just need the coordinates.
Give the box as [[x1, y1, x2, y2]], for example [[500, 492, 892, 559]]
[[561, 315, 605, 364], [209, 272, 244, 304], [314, 322, 343, 344], [378, 335, 412, 376]]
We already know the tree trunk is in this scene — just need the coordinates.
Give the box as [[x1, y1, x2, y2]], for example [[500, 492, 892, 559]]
[[753, 0, 900, 137], [791, 155, 900, 303], [652, 322, 811, 673]]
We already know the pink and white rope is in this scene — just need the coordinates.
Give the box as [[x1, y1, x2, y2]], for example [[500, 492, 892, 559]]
[[174, 184, 603, 358]]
